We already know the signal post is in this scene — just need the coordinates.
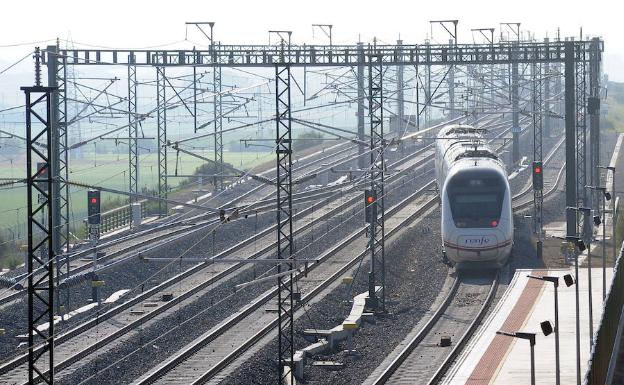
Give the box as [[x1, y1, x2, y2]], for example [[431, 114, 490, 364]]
[[87, 190, 102, 304]]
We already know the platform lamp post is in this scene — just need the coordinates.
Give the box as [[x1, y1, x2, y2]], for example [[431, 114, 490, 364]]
[[567, 206, 597, 351], [527, 274, 575, 385], [597, 165, 616, 260], [496, 322, 554, 385], [586, 185, 612, 300], [556, 234, 586, 385]]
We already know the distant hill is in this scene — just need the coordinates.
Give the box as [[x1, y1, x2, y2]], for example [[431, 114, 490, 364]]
[[604, 81, 624, 132]]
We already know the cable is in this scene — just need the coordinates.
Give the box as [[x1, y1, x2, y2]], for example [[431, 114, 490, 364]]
[[0, 51, 34, 76], [0, 39, 55, 48]]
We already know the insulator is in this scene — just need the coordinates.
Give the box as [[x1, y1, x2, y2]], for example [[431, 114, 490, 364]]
[[0, 275, 23, 290], [59, 271, 98, 289]]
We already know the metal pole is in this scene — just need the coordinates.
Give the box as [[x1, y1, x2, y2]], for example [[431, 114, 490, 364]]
[[22, 77, 57, 385], [544, 38, 551, 138], [416, 64, 420, 131], [448, 39, 455, 119], [127, 57, 138, 215], [193, 63, 198, 133], [574, 236, 581, 385], [511, 41, 520, 164], [157, 65, 168, 216], [565, 42, 578, 238], [588, 230, 594, 349], [368, 51, 385, 311], [357, 43, 366, 169], [530, 337, 536, 385], [589, 38, 601, 211], [533, 60, 543, 251], [275, 64, 294, 385], [554, 282, 560, 385], [396, 40, 404, 133], [46, 45, 62, 271], [613, 170, 617, 260], [213, 66, 223, 191], [602, 194, 606, 300]]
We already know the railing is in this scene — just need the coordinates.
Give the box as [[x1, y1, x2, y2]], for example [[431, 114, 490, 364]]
[[584, 223, 624, 384], [83, 200, 148, 236]]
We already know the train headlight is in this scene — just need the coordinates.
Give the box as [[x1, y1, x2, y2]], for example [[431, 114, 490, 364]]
[[490, 220, 498, 227]]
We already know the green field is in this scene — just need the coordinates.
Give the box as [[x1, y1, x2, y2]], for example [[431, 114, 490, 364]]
[[0, 149, 274, 241]]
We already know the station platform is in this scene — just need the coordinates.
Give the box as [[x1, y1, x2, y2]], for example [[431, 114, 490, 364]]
[[443, 267, 614, 385]]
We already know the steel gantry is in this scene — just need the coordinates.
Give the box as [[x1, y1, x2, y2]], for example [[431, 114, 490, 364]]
[[368, 52, 386, 311], [275, 64, 294, 384], [28, 38, 604, 385], [22, 48, 58, 383]]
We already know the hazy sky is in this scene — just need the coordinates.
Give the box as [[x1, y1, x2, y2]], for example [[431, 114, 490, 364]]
[[1, 0, 623, 80]]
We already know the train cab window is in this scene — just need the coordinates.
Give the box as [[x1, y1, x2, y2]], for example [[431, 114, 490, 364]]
[[446, 172, 505, 228]]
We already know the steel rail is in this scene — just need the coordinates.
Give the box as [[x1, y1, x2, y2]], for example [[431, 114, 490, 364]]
[[425, 273, 500, 384], [136, 179, 441, 385], [0, 126, 440, 380], [136, 119, 520, 384], [372, 273, 499, 385]]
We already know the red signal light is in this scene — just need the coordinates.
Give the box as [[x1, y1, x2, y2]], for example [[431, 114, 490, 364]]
[[490, 220, 498, 227], [90, 198, 98, 204], [534, 166, 542, 174], [366, 196, 375, 204]]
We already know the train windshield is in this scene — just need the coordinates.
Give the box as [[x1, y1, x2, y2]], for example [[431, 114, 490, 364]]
[[446, 172, 505, 228]]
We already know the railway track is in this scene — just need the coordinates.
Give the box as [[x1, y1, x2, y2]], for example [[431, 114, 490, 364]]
[[368, 131, 568, 385], [132, 175, 441, 385], [0, 112, 512, 385], [512, 135, 566, 209], [0, 141, 363, 309], [126, 118, 517, 385], [0, 125, 441, 385], [371, 271, 499, 385]]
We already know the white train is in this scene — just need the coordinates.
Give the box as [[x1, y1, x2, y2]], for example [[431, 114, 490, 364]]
[[435, 124, 513, 268]]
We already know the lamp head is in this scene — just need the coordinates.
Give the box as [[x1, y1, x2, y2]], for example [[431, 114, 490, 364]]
[[540, 320, 554, 336]]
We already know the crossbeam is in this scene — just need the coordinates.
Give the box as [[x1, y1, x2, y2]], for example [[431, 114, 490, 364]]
[[42, 41, 602, 68]]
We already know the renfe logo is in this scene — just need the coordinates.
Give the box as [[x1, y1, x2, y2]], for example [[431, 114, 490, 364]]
[[458, 235, 497, 247]]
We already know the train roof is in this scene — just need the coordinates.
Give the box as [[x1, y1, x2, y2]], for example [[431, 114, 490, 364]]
[[439, 124, 488, 138], [438, 124, 499, 164]]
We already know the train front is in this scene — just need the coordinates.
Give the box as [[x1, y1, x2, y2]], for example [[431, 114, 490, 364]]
[[441, 164, 513, 268]]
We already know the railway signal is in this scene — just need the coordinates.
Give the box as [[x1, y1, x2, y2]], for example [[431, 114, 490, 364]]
[[532, 161, 543, 190], [87, 190, 101, 225], [364, 190, 377, 223]]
